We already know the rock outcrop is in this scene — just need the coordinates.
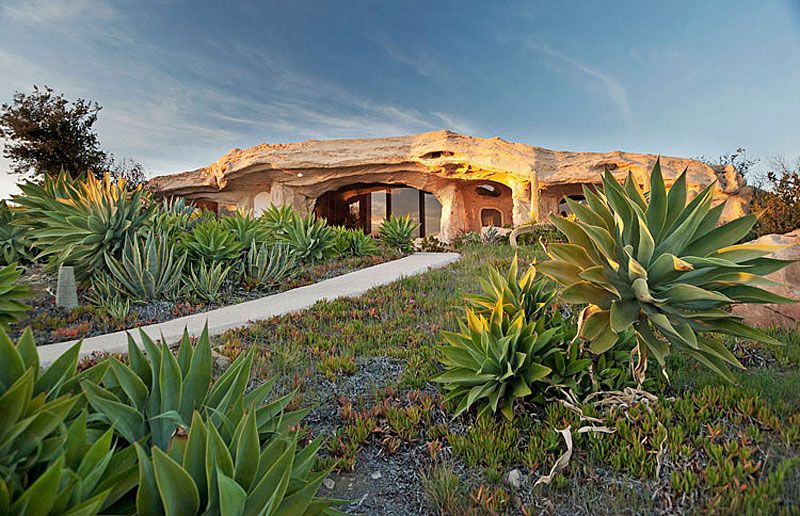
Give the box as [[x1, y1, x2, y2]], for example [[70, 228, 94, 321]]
[[147, 130, 752, 240]]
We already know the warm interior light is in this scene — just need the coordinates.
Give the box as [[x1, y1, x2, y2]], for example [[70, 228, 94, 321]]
[[297, 172, 304, 177]]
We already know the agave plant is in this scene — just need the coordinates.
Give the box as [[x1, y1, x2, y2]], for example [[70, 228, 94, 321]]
[[536, 159, 795, 383], [183, 259, 231, 303], [13, 173, 153, 280], [434, 300, 559, 420], [259, 204, 299, 238], [134, 410, 340, 516], [0, 263, 31, 331], [222, 209, 271, 247], [183, 218, 244, 263], [104, 233, 187, 302], [149, 196, 200, 244], [81, 325, 307, 450], [240, 242, 297, 290], [466, 255, 558, 325], [332, 227, 379, 258], [379, 215, 419, 252], [0, 201, 34, 265], [279, 213, 336, 262]]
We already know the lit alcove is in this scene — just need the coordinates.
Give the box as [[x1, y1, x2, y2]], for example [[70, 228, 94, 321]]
[[480, 208, 502, 227]]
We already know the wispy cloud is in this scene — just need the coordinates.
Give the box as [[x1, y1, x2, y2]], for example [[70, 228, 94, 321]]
[[518, 38, 634, 126]]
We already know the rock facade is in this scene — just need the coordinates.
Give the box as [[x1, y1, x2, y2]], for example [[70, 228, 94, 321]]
[[732, 229, 800, 328], [147, 130, 752, 241]]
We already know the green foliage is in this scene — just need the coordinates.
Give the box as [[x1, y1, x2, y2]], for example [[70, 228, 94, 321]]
[[752, 165, 800, 237], [435, 301, 557, 420], [222, 209, 271, 247], [183, 259, 230, 303], [104, 232, 186, 302], [150, 196, 200, 244], [241, 242, 296, 290], [260, 204, 299, 239], [279, 213, 336, 262], [134, 411, 340, 516], [536, 159, 795, 383], [0, 201, 34, 265], [80, 325, 306, 450], [332, 227, 379, 257], [379, 215, 419, 251], [182, 218, 244, 263], [0, 328, 130, 515], [466, 254, 557, 324], [0, 263, 31, 331], [13, 173, 153, 279]]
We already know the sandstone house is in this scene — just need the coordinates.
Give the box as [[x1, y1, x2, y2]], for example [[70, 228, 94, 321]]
[[148, 130, 751, 241]]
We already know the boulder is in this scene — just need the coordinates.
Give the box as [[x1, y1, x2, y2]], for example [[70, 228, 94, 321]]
[[732, 229, 800, 328]]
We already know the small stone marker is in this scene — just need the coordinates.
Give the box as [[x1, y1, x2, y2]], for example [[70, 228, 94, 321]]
[[56, 265, 79, 309]]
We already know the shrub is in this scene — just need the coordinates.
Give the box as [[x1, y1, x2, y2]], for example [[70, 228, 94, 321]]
[[379, 215, 419, 251], [752, 166, 800, 237], [0, 263, 31, 331], [279, 213, 336, 262], [150, 196, 200, 244], [435, 300, 559, 419], [259, 204, 299, 237], [0, 201, 34, 265], [536, 159, 795, 383], [80, 325, 307, 449], [104, 233, 186, 302], [333, 226, 379, 257], [183, 259, 230, 303], [134, 412, 338, 515], [221, 209, 271, 247], [240, 242, 296, 290], [13, 173, 153, 279], [182, 218, 244, 263]]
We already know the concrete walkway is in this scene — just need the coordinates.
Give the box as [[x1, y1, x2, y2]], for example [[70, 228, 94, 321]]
[[37, 252, 460, 367]]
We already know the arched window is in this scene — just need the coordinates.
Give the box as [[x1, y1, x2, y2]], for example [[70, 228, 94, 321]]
[[476, 184, 501, 197], [481, 208, 502, 227], [253, 191, 272, 217]]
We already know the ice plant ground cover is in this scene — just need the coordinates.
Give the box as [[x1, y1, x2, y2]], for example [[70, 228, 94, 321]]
[[214, 243, 800, 515]]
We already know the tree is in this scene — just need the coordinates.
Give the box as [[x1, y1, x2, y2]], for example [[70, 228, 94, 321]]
[[0, 85, 107, 179], [697, 147, 759, 181], [752, 156, 800, 237], [104, 154, 147, 188]]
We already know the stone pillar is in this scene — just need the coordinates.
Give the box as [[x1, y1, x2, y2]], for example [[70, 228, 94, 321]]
[[56, 266, 78, 309], [438, 183, 467, 242], [270, 183, 314, 215], [510, 178, 533, 227]]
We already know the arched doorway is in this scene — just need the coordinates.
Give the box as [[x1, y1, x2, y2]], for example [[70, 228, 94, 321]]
[[314, 183, 442, 238]]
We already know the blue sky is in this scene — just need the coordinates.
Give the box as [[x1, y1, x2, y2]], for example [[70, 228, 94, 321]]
[[1, 0, 799, 198]]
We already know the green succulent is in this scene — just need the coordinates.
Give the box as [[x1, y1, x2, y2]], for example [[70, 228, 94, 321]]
[[104, 233, 187, 302], [13, 173, 154, 280], [379, 215, 419, 252], [536, 159, 796, 383], [81, 325, 307, 450], [0, 201, 34, 266], [134, 410, 342, 516], [150, 196, 200, 244], [279, 214, 336, 262], [222, 210, 272, 248], [465, 255, 558, 324], [434, 301, 558, 420], [259, 205, 299, 239], [183, 259, 231, 303], [240, 242, 297, 291], [0, 263, 31, 331], [183, 218, 244, 263], [332, 227, 379, 258]]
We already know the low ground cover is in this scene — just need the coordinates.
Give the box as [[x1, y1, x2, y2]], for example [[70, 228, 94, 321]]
[[215, 243, 800, 514]]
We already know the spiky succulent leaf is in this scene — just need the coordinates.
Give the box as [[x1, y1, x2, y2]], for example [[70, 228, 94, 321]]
[[105, 232, 186, 302], [379, 215, 419, 252], [278, 214, 336, 262]]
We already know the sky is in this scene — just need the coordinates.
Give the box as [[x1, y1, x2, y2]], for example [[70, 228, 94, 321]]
[[1, 0, 799, 199]]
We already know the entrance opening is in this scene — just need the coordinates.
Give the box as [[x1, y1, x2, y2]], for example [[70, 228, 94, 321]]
[[481, 208, 502, 227], [314, 183, 441, 238]]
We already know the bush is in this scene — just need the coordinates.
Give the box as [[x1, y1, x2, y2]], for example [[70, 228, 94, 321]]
[[182, 218, 243, 263], [0, 263, 31, 331], [183, 259, 230, 303], [150, 196, 200, 244], [221, 209, 271, 247], [279, 213, 336, 262], [104, 233, 186, 302], [259, 204, 299, 239], [0, 201, 34, 265], [537, 159, 795, 383], [752, 166, 800, 237], [379, 215, 419, 252], [13, 173, 153, 280], [332, 226, 379, 257], [240, 242, 296, 290]]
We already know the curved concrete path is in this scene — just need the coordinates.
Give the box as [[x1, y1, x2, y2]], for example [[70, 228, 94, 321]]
[[37, 252, 460, 367]]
